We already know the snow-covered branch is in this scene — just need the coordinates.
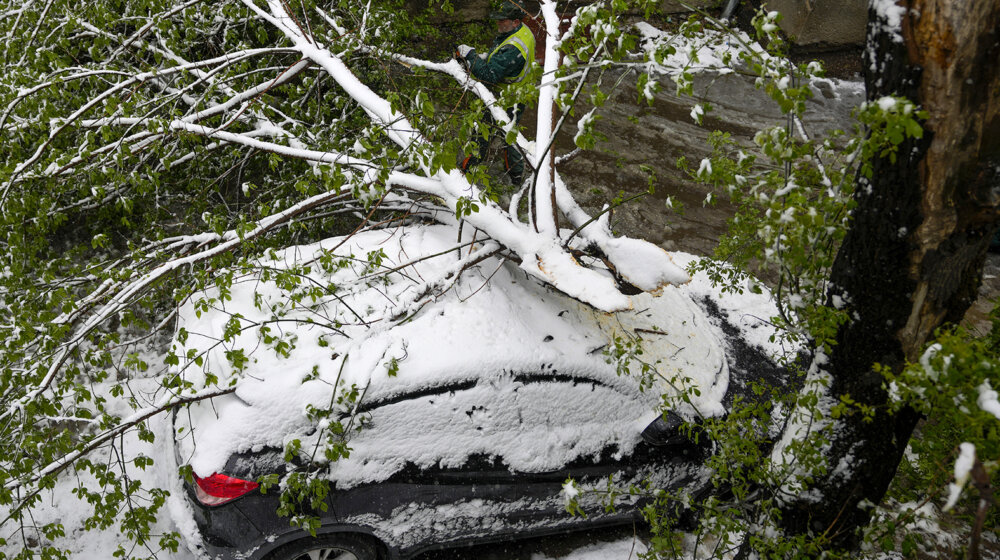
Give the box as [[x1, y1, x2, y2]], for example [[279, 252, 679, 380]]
[[1, 384, 239, 524], [0, 0, 702, 455]]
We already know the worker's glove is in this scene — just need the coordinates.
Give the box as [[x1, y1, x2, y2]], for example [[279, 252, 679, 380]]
[[456, 44, 474, 58]]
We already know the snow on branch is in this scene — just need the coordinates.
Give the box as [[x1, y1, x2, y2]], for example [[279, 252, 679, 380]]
[[247, 0, 685, 311], [0, 0, 703, 438], [2, 187, 365, 423], [1, 47, 299, 196]]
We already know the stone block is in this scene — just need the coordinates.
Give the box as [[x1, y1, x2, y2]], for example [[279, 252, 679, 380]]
[[764, 0, 866, 46], [656, 0, 719, 14]]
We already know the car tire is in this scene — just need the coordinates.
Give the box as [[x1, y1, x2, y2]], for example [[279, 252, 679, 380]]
[[263, 532, 383, 560]]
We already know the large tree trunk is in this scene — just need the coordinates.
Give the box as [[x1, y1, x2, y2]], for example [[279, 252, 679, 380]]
[[779, 0, 1000, 549]]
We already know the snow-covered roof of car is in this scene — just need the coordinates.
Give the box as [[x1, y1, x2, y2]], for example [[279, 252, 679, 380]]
[[172, 224, 779, 485]]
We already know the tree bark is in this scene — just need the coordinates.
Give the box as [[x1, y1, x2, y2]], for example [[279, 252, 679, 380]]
[[779, 0, 1000, 549]]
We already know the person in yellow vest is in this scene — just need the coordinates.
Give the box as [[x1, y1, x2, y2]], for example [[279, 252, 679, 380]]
[[456, 1, 536, 185]]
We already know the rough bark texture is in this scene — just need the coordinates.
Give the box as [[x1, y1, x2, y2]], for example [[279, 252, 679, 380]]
[[780, 0, 1000, 549]]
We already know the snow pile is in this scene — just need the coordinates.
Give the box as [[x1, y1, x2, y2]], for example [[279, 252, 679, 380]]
[[173, 225, 733, 485], [0, 227, 789, 558]]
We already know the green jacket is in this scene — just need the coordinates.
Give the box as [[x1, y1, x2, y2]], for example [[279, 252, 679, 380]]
[[465, 23, 535, 90]]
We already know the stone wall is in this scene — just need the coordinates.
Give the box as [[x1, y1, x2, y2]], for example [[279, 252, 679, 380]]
[[764, 0, 867, 47], [655, 0, 718, 14], [553, 70, 864, 255], [411, 0, 866, 48], [411, 0, 719, 21], [404, 0, 492, 22]]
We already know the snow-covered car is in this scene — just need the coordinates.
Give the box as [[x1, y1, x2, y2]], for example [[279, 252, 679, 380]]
[[169, 224, 787, 560]]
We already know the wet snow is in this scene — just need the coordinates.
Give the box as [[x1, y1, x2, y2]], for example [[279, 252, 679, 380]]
[[173, 224, 733, 484], [943, 443, 976, 511]]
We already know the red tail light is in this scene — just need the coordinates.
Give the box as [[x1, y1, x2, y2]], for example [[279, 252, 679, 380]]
[[192, 472, 259, 506]]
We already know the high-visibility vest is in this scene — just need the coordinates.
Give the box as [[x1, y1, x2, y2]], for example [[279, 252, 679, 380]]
[[487, 23, 536, 84]]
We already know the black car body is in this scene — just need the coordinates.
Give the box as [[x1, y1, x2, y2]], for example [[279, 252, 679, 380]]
[[180, 407, 713, 560]]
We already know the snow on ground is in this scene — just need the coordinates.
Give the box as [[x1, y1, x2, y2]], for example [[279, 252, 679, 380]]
[[530, 536, 648, 560]]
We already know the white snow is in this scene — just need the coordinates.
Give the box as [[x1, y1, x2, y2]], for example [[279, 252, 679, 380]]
[[697, 158, 713, 178], [0, 226, 756, 559], [532, 537, 648, 559], [919, 343, 944, 380], [774, 180, 798, 197], [634, 21, 763, 78], [888, 380, 901, 402], [876, 96, 898, 112], [977, 380, 1000, 420], [0, 383, 202, 560], [871, 0, 908, 43], [595, 236, 690, 293], [672, 254, 790, 358], [532, 0, 562, 236], [879, 501, 959, 550], [690, 104, 704, 124], [770, 351, 835, 503], [943, 442, 975, 511], [574, 109, 597, 146], [561, 480, 580, 506]]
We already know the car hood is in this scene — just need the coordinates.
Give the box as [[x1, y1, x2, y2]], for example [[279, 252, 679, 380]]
[[172, 225, 735, 483]]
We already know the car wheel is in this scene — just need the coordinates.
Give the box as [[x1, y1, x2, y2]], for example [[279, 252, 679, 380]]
[[263, 533, 383, 560]]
